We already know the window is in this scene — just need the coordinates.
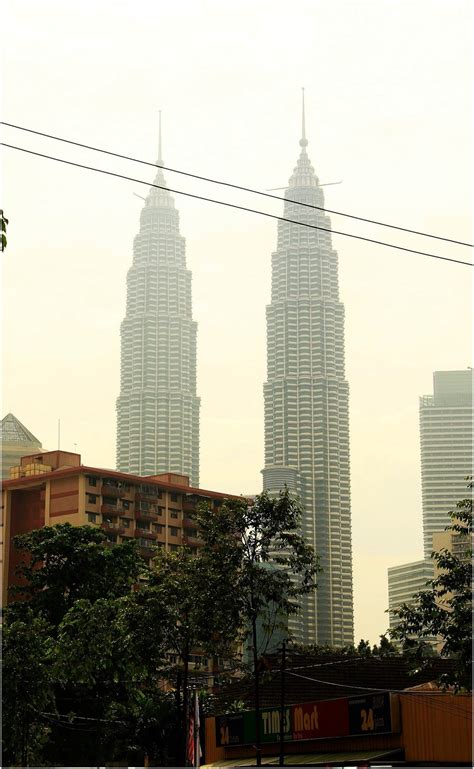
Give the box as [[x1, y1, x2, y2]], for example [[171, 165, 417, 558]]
[[122, 500, 130, 510], [170, 493, 179, 502], [106, 534, 117, 544], [87, 513, 97, 523], [170, 526, 178, 537], [87, 476, 97, 487], [170, 511, 179, 519], [170, 544, 178, 552], [153, 524, 163, 534], [103, 496, 117, 506], [87, 494, 97, 504], [120, 518, 130, 528], [136, 521, 149, 530]]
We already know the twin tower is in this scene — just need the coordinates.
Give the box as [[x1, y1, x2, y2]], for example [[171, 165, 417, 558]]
[[116, 105, 354, 646]]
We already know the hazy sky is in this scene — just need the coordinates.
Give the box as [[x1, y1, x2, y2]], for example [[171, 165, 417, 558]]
[[2, 0, 472, 643]]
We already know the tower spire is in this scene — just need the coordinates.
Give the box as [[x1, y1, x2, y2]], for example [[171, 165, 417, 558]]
[[157, 110, 163, 166], [300, 88, 308, 148]]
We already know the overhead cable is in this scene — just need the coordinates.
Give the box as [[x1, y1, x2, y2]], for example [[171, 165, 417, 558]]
[[1, 142, 472, 268], [1, 120, 471, 247]]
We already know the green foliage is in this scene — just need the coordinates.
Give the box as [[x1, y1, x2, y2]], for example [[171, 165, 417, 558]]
[[1, 209, 8, 251], [292, 634, 399, 659], [11, 523, 143, 625], [390, 493, 472, 691], [148, 542, 243, 765], [2, 610, 55, 766], [3, 524, 175, 766], [197, 488, 319, 763], [197, 488, 320, 629]]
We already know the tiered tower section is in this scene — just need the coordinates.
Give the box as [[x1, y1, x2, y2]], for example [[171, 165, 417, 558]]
[[262, 97, 353, 645], [116, 123, 200, 485]]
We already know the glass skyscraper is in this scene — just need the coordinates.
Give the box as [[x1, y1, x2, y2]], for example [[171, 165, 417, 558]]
[[116, 123, 200, 485], [419, 369, 473, 558], [262, 99, 354, 645]]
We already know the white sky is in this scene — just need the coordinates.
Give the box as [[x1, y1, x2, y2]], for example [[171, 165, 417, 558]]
[[1, 0, 472, 644]]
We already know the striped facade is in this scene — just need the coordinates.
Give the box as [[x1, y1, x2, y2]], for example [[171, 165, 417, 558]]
[[262, 108, 353, 645], [116, 135, 200, 485], [420, 369, 473, 558]]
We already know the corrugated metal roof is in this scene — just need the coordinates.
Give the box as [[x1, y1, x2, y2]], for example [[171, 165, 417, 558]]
[[212, 654, 455, 710]]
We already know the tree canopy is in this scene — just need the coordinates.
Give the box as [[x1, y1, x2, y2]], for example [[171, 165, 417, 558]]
[[390, 492, 472, 691]]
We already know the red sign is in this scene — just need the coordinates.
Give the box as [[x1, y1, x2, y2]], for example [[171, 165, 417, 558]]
[[292, 698, 349, 740]]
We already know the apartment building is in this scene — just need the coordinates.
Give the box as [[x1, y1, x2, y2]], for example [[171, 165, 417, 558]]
[[1, 449, 235, 606]]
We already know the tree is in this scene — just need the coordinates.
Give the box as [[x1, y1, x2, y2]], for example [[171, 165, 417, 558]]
[[2, 611, 55, 767], [10, 523, 143, 625], [4, 524, 174, 766], [50, 592, 175, 766], [148, 543, 242, 766], [197, 489, 319, 766], [390, 493, 472, 691]]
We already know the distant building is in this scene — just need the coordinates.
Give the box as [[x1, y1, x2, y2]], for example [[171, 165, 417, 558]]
[[387, 368, 473, 635], [387, 559, 434, 636], [261, 95, 353, 645], [420, 369, 473, 558], [1, 449, 235, 607], [116, 118, 200, 485], [1, 413, 42, 480]]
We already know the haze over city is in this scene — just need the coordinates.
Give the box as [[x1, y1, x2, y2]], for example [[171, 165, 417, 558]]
[[2, 0, 472, 645]]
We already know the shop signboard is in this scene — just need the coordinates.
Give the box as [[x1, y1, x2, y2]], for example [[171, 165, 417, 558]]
[[292, 698, 349, 740], [348, 692, 392, 735], [216, 692, 394, 747]]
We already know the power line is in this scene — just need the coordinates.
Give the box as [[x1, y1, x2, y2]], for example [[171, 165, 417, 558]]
[[1, 120, 471, 248], [285, 670, 472, 711], [1, 142, 472, 268]]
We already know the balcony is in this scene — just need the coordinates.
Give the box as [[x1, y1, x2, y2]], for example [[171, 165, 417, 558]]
[[135, 509, 157, 521], [101, 484, 126, 498], [182, 517, 196, 529], [134, 529, 155, 541], [136, 489, 160, 501], [183, 500, 196, 513], [138, 544, 156, 556], [101, 522, 126, 536], [101, 504, 119, 515]]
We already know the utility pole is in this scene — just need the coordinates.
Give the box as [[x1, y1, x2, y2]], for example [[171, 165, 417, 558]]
[[252, 616, 262, 766], [279, 640, 286, 767]]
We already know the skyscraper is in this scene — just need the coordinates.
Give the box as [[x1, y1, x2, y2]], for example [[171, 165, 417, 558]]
[[419, 369, 472, 558], [116, 119, 200, 485], [262, 96, 353, 645], [387, 368, 472, 635]]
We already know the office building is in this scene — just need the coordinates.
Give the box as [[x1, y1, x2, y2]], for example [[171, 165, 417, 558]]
[[387, 369, 472, 633], [261, 97, 353, 645], [387, 559, 434, 635], [116, 119, 200, 484], [420, 369, 473, 558]]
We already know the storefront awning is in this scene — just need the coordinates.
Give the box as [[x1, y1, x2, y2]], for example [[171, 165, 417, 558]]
[[202, 748, 403, 767]]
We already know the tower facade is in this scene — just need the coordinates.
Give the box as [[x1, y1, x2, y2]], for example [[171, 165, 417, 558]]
[[116, 123, 200, 485], [420, 369, 473, 558], [262, 99, 353, 645]]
